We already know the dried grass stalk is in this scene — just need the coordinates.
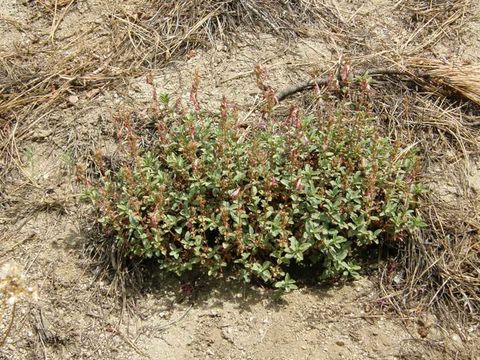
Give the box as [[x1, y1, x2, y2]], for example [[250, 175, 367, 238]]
[[386, 99, 477, 162], [104, 0, 347, 68], [408, 58, 480, 106], [33, 0, 78, 12], [396, 0, 474, 54], [399, 0, 472, 22]]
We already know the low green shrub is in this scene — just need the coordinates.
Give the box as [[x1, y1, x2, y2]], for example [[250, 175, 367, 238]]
[[84, 95, 424, 291]]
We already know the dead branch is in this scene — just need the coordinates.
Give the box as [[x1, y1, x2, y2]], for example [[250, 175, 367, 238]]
[[276, 68, 410, 102]]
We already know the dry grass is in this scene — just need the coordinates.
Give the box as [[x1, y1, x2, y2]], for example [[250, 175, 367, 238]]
[[0, 27, 121, 177], [94, 0, 349, 75], [107, 0, 347, 62], [35, 0, 78, 10], [399, 0, 471, 22], [395, 0, 474, 54], [397, 0, 473, 22], [372, 73, 480, 345], [408, 58, 480, 106], [380, 174, 480, 346], [377, 89, 480, 159]]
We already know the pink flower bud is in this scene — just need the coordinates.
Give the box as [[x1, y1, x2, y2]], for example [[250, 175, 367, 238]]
[[230, 187, 241, 199], [295, 178, 303, 191], [270, 177, 278, 187], [341, 64, 351, 82]]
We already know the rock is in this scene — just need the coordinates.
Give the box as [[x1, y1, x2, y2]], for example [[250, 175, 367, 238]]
[[221, 327, 235, 344], [31, 129, 52, 141], [451, 333, 462, 345], [68, 95, 79, 105]]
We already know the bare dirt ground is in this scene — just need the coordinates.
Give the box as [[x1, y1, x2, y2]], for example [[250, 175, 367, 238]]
[[1, 1, 479, 359]]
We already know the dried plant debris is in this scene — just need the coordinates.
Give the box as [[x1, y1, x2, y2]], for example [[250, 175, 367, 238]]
[[373, 88, 480, 158], [381, 177, 480, 339], [408, 58, 480, 106], [396, 0, 475, 53], [102, 0, 348, 68], [399, 0, 472, 24]]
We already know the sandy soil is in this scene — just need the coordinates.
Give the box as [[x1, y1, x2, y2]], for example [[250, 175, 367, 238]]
[[1, 1, 479, 359]]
